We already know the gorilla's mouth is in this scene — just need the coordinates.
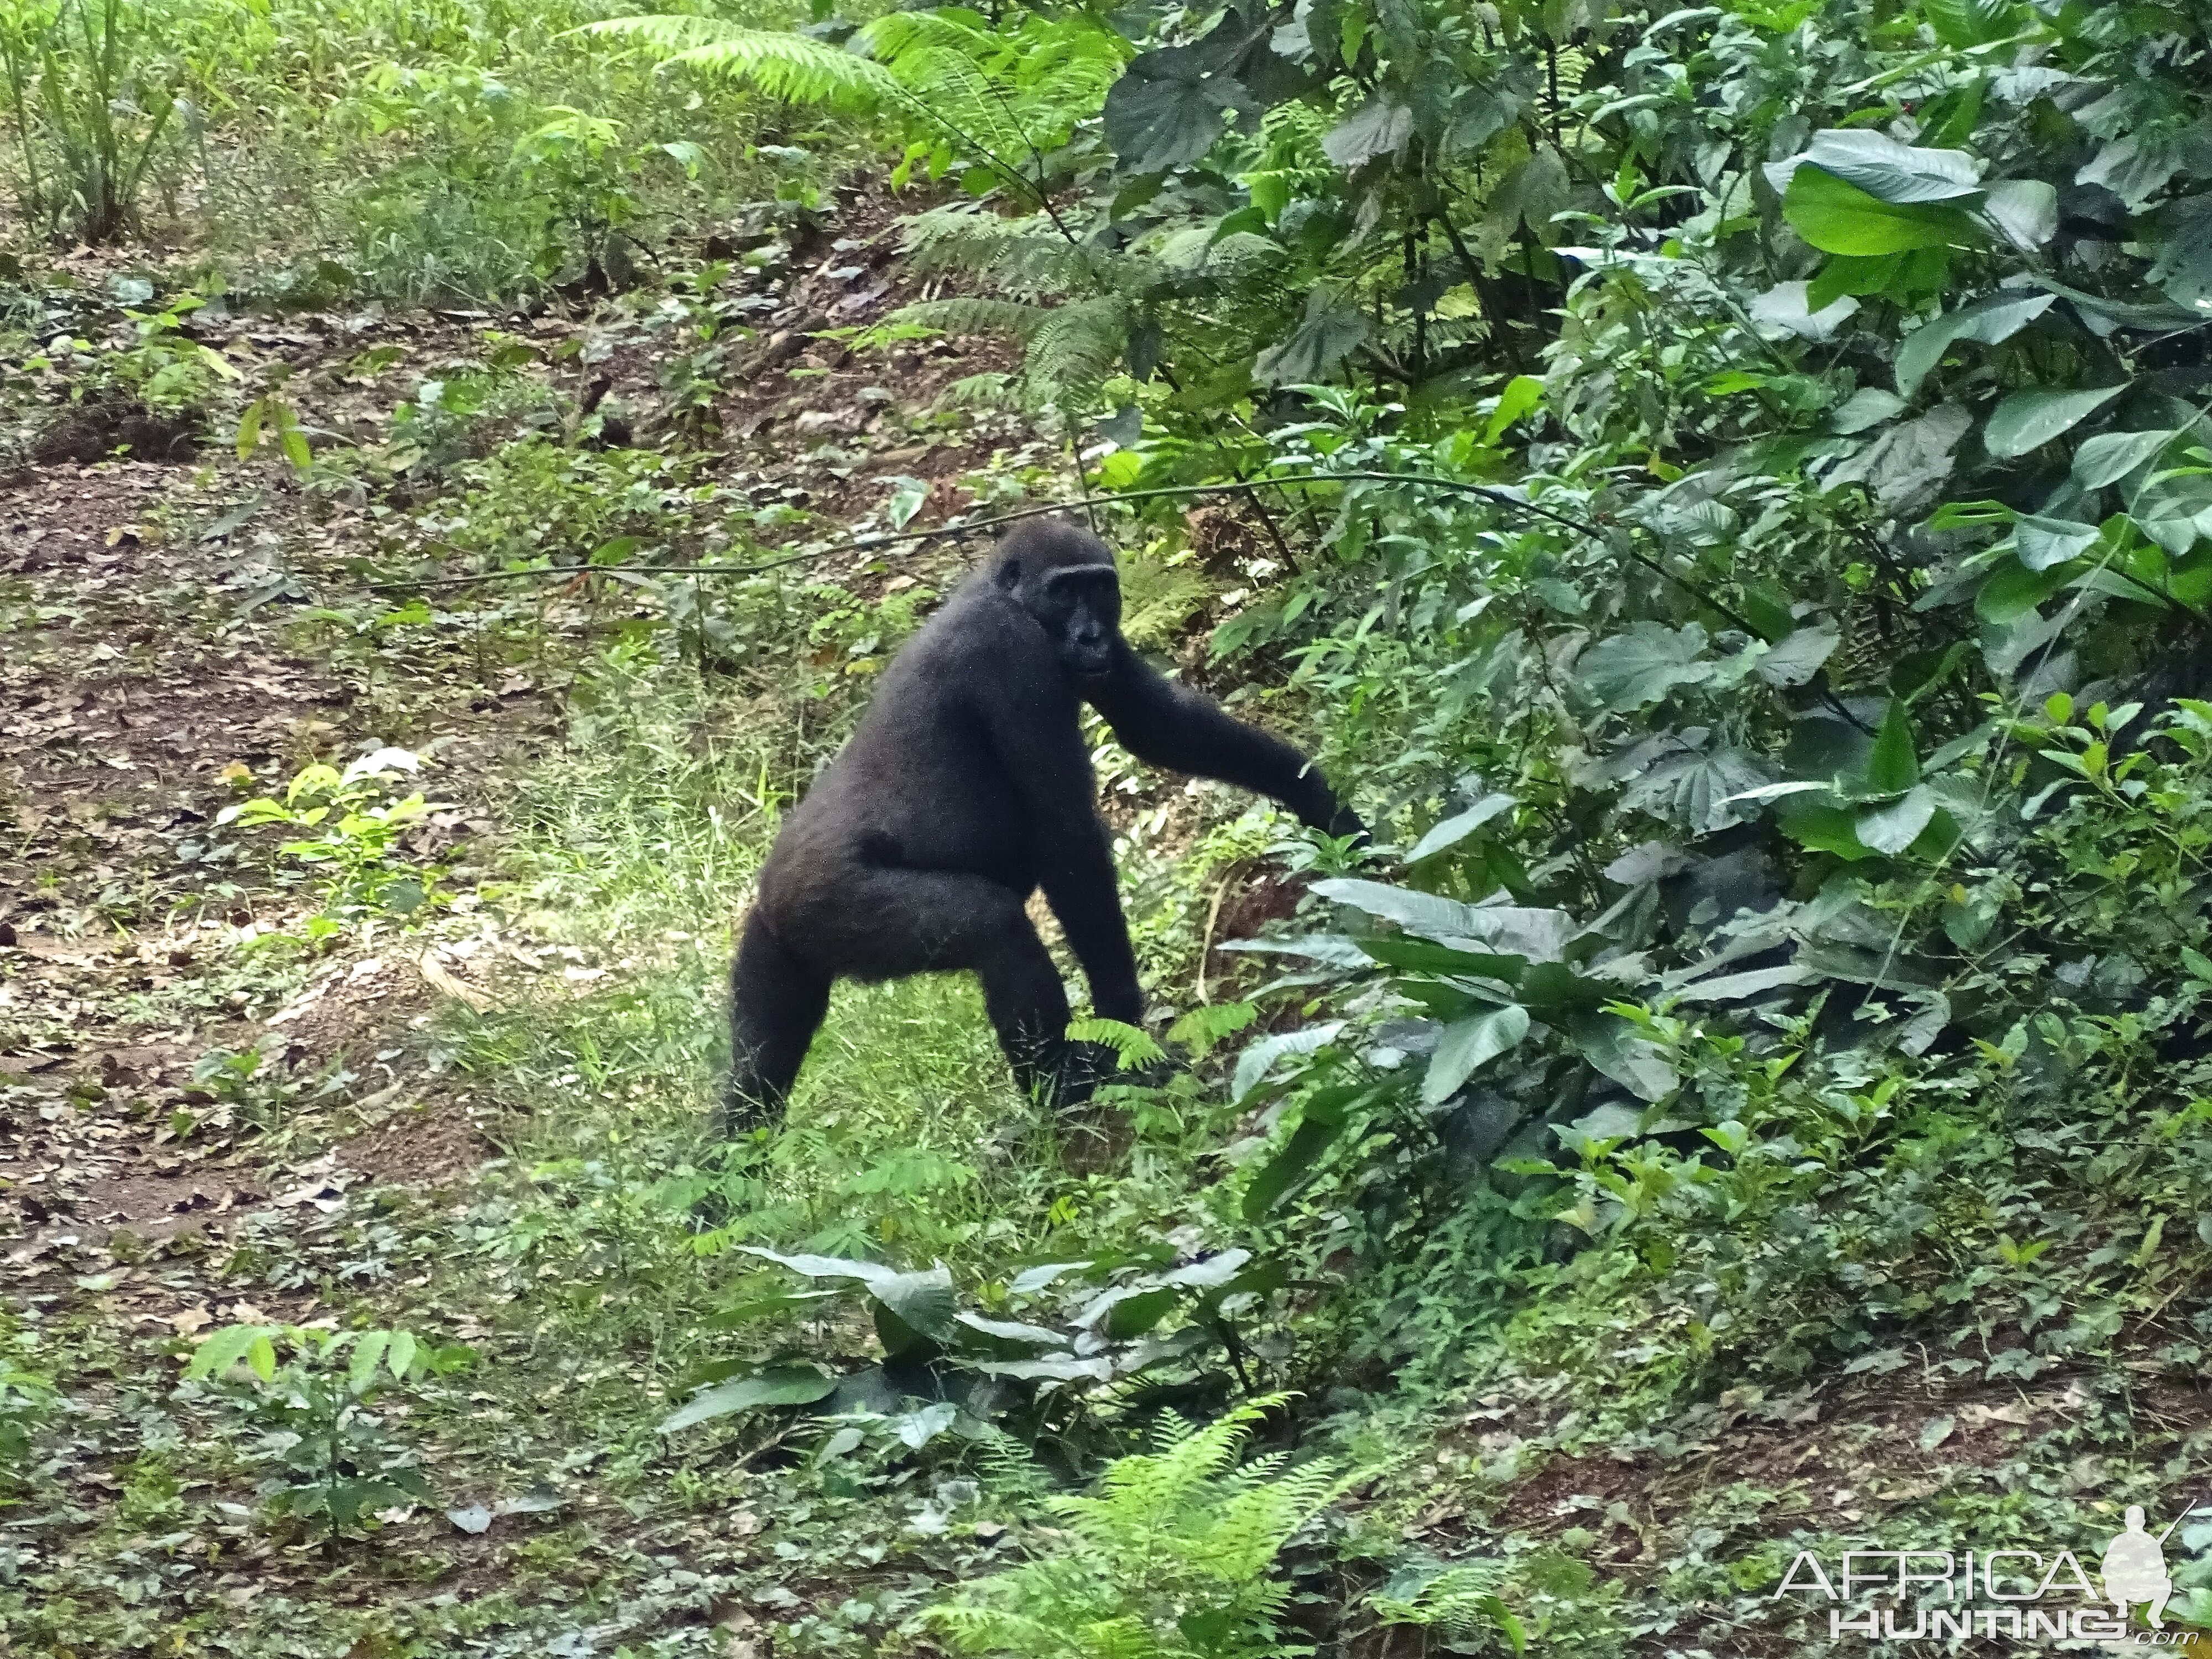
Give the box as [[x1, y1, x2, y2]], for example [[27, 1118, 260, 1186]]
[[1070, 646, 1114, 680]]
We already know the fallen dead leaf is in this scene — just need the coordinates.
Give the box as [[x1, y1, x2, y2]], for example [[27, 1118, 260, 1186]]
[[418, 952, 494, 1011]]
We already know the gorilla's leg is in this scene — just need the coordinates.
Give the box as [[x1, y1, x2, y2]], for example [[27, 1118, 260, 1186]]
[[971, 918, 1081, 1104], [724, 909, 832, 1133], [830, 867, 1107, 1109]]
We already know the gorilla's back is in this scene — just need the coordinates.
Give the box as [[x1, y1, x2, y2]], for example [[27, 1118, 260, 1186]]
[[757, 576, 1084, 901]]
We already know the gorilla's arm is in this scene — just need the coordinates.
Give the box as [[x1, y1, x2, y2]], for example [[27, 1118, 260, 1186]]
[[1087, 646, 1360, 837], [975, 643, 1146, 1026]]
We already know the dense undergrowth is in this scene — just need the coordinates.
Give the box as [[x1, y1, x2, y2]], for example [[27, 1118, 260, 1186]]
[[4, 0, 2212, 1652]]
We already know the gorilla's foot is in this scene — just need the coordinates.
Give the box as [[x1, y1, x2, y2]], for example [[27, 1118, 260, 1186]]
[[1057, 1101, 1134, 1175], [714, 1085, 781, 1139]]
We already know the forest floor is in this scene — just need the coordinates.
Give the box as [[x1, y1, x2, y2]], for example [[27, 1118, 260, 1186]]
[[1, 202, 1082, 1656], [1, 198, 2171, 1659]]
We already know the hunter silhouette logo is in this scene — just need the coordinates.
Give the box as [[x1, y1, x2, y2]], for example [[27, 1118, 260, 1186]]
[[1770, 1495, 2212, 1644], [2103, 1505, 2179, 1629]]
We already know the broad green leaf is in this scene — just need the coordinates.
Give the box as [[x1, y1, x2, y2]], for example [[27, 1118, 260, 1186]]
[[1864, 701, 1922, 796], [2074, 430, 2178, 489], [1822, 403, 1970, 510], [1561, 1011, 1677, 1101], [1749, 281, 1858, 341], [1243, 1114, 1347, 1219], [2151, 192, 2212, 312], [1007, 1262, 1091, 1295], [884, 474, 927, 529], [1314, 878, 1494, 938], [1320, 98, 1412, 168], [742, 1247, 893, 1286], [2015, 515, 2102, 572], [348, 1331, 390, 1392], [1483, 375, 1546, 444], [234, 398, 264, 461], [1422, 1004, 1531, 1104], [1673, 963, 1816, 1003], [185, 1324, 280, 1382], [384, 1329, 417, 1380], [1801, 129, 1984, 203], [1484, 147, 1571, 242], [1856, 785, 1937, 855], [1358, 936, 1526, 982], [1925, 0, 2017, 45], [1230, 1022, 1345, 1101], [1785, 168, 1980, 255], [976, 1354, 1114, 1383], [1983, 385, 2124, 460], [1405, 794, 1516, 860], [1158, 1249, 1254, 1289], [1103, 1287, 1175, 1338], [659, 1366, 836, 1433], [1893, 291, 2054, 395], [2167, 550, 2212, 612], [1254, 291, 1370, 385], [952, 1312, 1068, 1349], [1575, 621, 1713, 711], [1976, 561, 2070, 625], [1515, 962, 1613, 1011], [1981, 179, 2057, 251], [1621, 745, 1776, 833], [868, 1265, 958, 1342], [1754, 622, 1841, 687], [1828, 388, 1903, 434], [1102, 48, 1246, 173], [1778, 799, 1879, 860], [1807, 252, 1904, 310], [705, 1288, 844, 1329], [2136, 472, 2212, 558], [1443, 906, 1575, 961]]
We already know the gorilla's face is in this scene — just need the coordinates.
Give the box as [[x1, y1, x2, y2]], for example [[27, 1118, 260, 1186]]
[[1034, 564, 1121, 682], [994, 525, 1123, 685]]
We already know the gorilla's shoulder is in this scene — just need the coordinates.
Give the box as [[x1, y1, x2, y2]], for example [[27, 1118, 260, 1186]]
[[907, 583, 1051, 670]]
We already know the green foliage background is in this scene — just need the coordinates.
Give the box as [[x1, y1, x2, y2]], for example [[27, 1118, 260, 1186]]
[[5, 0, 2212, 1651]]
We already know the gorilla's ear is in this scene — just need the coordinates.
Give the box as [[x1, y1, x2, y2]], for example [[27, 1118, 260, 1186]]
[[994, 560, 1022, 593]]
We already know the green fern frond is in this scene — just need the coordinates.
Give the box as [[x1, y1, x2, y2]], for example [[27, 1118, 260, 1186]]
[[930, 1393, 1336, 1659], [582, 17, 895, 109], [858, 8, 999, 66], [938, 372, 1015, 409], [1370, 1557, 1520, 1650], [902, 207, 1123, 300], [862, 9, 1126, 155], [905, 45, 1034, 160], [1204, 232, 1292, 275], [1025, 298, 1129, 404], [891, 298, 1046, 340]]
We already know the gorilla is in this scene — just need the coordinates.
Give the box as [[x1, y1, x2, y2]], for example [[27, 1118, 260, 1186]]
[[723, 517, 1360, 1131]]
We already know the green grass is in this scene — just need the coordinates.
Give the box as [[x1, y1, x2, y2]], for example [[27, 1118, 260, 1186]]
[[427, 668, 1164, 1295]]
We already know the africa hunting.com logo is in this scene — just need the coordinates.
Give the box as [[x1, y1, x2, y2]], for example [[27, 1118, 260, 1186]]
[[1772, 1502, 2212, 1645]]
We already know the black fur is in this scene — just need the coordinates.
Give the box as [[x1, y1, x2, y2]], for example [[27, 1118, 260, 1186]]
[[723, 518, 1359, 1131]]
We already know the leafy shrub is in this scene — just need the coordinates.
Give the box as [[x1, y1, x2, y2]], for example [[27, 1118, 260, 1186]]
[[926, 1396, 1357, 1659], [183, 1323, 472, 1541], [0, 0, 179, 242], [219, 747, 451, 937]]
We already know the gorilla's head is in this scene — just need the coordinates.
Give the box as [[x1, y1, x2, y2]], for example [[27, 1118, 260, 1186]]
[[991, 518, 1123, 685]]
